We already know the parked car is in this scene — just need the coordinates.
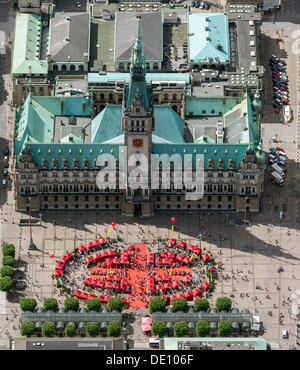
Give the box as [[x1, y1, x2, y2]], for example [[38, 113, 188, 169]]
[[3, 169, 8, 177], [191, 0, 195, 6], [2, 179, 7, 188], [3, 147, 9, 156]]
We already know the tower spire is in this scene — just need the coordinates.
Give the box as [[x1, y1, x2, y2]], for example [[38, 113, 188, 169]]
[[130, 15, 146, 81]]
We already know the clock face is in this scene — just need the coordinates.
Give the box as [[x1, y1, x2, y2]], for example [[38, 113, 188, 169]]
[[132, 138, 144, 148]]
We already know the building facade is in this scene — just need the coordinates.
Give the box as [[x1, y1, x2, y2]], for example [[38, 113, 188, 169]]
[[14, 16, 265, 217]]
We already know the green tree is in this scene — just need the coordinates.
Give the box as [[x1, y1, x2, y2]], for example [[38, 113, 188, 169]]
[[86, 297, 102, 312], [0, 276, 13, 292], [174, 321, 189, 337], [86, 322, 100, 337], [2, 256, 14, 267], [107, 321, 121, 337], [217, 321, 233, 337], [64, 323, 76, 337], [20, 321, 35, 337], [148, 297, 166, 314], [42, 322, 56, 337], [0, 265, 14, 278], [171, 298, 188, 313], [64, 297, 79, 312], [194, 298, 210, 312], [195, 321, 210, 337], [107, 297, 123, 312], [2, 244, 15, 258], [151, 321, 166, 337], [43, 298, 58, 312], [20, 297, 37, 312], [215, 297, 232, 312]]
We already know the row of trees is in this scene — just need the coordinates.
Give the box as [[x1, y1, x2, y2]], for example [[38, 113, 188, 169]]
[[148, 296, 232, 314], [151, 320, 233, 337], [0, 244, 16, 292], [20, 321, 121, 338], [20, 296, 123, 313]]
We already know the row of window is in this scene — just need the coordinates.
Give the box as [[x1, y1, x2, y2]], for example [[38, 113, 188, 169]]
[[157, 195, 234, 202], [44, 195, 119, 202], [43, 204, 119, 210]]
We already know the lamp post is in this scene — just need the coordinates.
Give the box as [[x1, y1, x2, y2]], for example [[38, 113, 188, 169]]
[[241, 197, 248, 250], [28, 197, 36, 250]]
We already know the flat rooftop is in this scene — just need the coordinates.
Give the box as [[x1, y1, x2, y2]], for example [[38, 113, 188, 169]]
[[89, 19, 115, 71]]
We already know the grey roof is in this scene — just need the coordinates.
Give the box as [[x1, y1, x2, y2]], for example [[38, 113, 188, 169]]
[[114, 11, 163, 61], [152, 311, 253, 323], [50, 12, 90, 62], [21, 311, 122, 323]]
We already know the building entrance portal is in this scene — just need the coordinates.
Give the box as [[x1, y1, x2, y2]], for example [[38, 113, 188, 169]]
[[134, 204, 142, 217]]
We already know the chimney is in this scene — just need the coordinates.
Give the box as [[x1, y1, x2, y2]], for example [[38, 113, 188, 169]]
[[69, 134, 73, 142], [82, 100, 86, 113], [60, 98, 63, 114]]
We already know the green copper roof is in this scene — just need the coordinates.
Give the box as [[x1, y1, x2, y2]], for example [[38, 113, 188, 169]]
[[188, 13, 230, 64], [12, 13, 48, 75], [185, 96, 242, 116], [91, 105, 185, 145], [152, 143, 248, 170], [14, 94, 91, 156]]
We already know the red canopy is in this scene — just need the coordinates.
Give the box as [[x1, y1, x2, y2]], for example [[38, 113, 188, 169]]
[[102, 251, 109, 258], [172, 280, 181, 288], [169, 294, 176, 303], [55, 262, 64, 270], [160, 252, 167, 258], [168, 238, 177, 246], [167, 252, 176, 259], [76, 244, 86, 251], [162, 275, 170, 282], [107, 250, 115, 257], [155, 257, 162, 265], [187, 244, 196, 251], [55, 271, 62, 277], [141, 324, 152, 332], [178, 241, 187, 249], [147, 253, 155, 263], [163, 282, 171, 290], [99, 238, 107, 245], [91, 240, 98, 246], [121, 249, 129, 255], [202, 253, 211, 261], [183, 256, 190, 265], [85, 241, 93, 249], [201, 281, 211, 292], [162, 258, 169, 265], [182, 275, 192, 283], [112, 258, 120, 265], [97, 280, 105, 287], [176, 254, 184, 262], [193, 247, 201, 254], [192, 288, 202, 297], [120, 279, 129, 290], [184, 291, 193, 301]]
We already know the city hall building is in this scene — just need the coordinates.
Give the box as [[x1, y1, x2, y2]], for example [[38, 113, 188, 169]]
[[14, 17, 265, 217]]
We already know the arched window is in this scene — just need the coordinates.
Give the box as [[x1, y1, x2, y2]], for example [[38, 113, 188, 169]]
[[61, 65, 67, 70], [172, 105, 178, 113], [78, 65, 84, 71], [153, 63, 158, 70], [53, 64, 58, 70], [172, 94, 177, 101], [70, 65, 75, 71], [163, 94, 168, 101], [100, 93, 104, 100], [119, 63, 124, 70]]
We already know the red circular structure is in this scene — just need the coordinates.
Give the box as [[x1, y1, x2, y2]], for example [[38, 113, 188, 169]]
[[49, 254, 54, 259], [111, 222, 116, 227], [209, 265, 214, 271], [171, 217, 176, 223]]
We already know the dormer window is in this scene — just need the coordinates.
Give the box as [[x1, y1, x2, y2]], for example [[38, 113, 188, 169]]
[[136, 108, 140, 113]]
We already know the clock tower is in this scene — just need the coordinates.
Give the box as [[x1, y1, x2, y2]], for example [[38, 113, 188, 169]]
[[121, 16, 154, 217]]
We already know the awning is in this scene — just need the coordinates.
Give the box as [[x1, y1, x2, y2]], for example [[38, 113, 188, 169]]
[[178, 241, 187, 249], [168, 238, 177, 246]]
